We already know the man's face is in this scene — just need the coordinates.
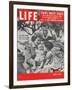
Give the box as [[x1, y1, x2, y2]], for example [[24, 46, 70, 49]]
[[59, 30, 63, 37], [43, 29, 48, 36]]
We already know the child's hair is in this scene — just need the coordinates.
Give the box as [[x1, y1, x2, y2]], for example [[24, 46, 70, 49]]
[[44, 41, 53, 50], [31, 35, 37, 42], [31, 35, 41, 42]]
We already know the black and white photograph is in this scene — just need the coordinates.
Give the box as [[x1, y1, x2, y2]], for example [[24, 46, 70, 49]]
[[17, 21, 64, 74]]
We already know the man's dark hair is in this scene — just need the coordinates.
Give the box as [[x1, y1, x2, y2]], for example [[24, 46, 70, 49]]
[[31, 35, 37, 42], [44, 41, 53, 50]]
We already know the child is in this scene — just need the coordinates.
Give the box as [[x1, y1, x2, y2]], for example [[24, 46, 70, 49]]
[[42, 42, 53, 72], [34, 41, 46, 72], [44, 41, 64, 72]]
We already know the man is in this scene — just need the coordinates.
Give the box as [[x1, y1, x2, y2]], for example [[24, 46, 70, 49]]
[[32, 26, 56, 43]]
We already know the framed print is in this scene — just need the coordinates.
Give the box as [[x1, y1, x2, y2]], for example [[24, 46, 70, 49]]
[[9, 1, 70, 88]]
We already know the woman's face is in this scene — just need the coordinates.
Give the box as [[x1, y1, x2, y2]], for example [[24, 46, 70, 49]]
[[34, 37, 41, 45]]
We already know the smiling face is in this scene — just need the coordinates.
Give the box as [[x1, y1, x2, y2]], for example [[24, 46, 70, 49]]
[[34, 37, 41, 45]]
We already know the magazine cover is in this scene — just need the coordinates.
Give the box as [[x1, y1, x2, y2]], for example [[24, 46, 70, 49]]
[[17, 10, 64, 80], [9, 1, 70, 88]]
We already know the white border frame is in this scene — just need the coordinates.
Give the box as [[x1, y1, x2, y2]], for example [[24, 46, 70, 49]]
[[13, 4, 68, 86]]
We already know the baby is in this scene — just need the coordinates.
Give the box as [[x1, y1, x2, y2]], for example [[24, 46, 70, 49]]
[[44, 42, 64, 72], [34, 41, 46, 71]]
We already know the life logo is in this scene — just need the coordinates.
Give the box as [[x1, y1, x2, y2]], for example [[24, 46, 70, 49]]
[[18, 10, 38, 21]]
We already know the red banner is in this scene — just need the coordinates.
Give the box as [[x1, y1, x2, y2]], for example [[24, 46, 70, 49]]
[[17, 72, 64, 81], [40, 11, 64, 22]]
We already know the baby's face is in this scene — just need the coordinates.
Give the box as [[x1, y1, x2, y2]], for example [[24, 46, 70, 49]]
[[38, 44, 44, 51]]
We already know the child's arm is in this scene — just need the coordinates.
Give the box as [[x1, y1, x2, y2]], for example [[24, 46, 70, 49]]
[[34, 62, 44, 73], [45, 51, 53, 65], [37, 61, 44, 69]]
